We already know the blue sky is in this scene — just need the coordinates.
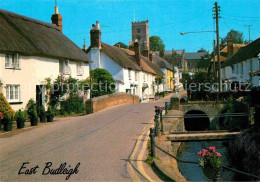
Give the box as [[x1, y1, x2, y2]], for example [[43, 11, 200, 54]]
[[1, 0, 260, 52]]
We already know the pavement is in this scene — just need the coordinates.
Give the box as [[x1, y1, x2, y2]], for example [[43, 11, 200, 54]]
[[0, 94, 173, 182]]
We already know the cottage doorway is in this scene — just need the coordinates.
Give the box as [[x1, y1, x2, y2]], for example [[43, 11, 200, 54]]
[[36, 85, 45, 108]]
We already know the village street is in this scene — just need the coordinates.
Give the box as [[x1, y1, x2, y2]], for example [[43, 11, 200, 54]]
[[0, 95, 172, 181]]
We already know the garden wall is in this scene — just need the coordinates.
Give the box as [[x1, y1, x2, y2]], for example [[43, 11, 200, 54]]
[[86, 92, 139, 114]]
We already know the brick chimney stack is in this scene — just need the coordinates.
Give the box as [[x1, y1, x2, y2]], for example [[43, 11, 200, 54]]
[[149, 53, 154, 63], [90, 21, 101, 48], [51, 6, 63, 32], [142, 49, 149, 60], [134, 42, 141, 66], [227, 38, 233, 58]]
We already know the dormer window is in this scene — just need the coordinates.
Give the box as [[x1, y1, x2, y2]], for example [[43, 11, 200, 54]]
[[5, 53, 20, 69]]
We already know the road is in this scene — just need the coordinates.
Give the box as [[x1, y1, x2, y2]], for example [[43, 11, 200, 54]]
[[0, 96, 172, 182]]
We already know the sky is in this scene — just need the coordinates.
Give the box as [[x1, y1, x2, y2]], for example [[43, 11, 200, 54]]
[[1, 0, 260, 52]]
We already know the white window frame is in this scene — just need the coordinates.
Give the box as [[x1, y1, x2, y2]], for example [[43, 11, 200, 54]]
[[59, 60, 71, 75], [77, 62, 84, 76], [6, 85, 20, 102], [5, 53, 20, 69]]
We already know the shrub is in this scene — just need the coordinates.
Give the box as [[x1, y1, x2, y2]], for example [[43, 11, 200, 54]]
[[46, 106, 55, 117], [91, 68, 116, 97], [61, 95, 85, 114], [16, 109, 26, 128], [38, 105, 46, 117], [228, 127, 260, 175], [0, 92, 15, 122], [26, 99, 38, 119]]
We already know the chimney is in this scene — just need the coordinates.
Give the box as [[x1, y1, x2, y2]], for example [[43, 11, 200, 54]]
[[90, 21, 101, 48], [149, 53, 154, 63], [82, 38, 87, 51], [227, 38, 233, 58], [129, 41, 134, 51], [51, 6, 63, 32], [134, 42, 141, 66]]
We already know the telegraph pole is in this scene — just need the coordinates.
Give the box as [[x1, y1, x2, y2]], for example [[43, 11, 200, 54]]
[[213, 40, 216, 77], [245, 25, 252, 43], [213, 2, 222, 92]]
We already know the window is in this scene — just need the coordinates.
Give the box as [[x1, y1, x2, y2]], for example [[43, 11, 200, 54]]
[[231, 65, 234, 74], [5, 54, 20, 69], [240, 63, 243, 74], [135, 72, 138, 81], [137, 28, 140, 33], [128, 69, 132, 80], [77, 62, 84, 75], [236, 64, 239, 74], [59, 60, 71, 74], [6, 85, 20, 102]]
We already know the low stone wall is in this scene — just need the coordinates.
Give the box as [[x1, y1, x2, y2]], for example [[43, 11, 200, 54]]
[[153, 110, 187, 181], [86, 93, 139, 114]]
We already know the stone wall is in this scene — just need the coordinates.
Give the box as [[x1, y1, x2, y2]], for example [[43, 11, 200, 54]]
[[86, 92, 139, 114]]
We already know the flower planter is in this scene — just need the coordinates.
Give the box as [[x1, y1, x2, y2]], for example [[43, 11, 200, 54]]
[[47, 116, 54, 122], [40, 115, 47, 123], [4, 122, 12, 131], [16, 118, 25, 129], [202, 166, 220, 180], [30, 117, 38, 126]]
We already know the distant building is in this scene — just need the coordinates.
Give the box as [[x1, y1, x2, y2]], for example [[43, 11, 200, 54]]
[[184, 52, 209, 72], [131, 20, 149, 51]]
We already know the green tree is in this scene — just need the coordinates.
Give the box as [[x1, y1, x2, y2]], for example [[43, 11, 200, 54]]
[[221, 29, 244, 45], [197, 48, 207, 52], [114, 42, 128, 49], [149, 36, 165, 51], [197, 53, 211, 71], [91, 68, 116, 97]]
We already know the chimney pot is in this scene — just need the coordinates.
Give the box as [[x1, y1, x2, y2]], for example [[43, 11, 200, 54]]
[[55, 6, 58, 14], [96, 21, 100, 30]]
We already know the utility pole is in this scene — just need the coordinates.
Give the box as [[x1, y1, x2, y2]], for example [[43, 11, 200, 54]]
[[213, 40, 216, 77], [213, 2, 222, 92], [245, 25, 252, 43]]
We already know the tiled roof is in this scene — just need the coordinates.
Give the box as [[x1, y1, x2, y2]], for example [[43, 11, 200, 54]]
[[184, 52, 208, 60], [0, 9, 91, 62]]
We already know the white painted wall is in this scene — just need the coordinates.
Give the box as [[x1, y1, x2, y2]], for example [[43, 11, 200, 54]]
[[0, 53, 90, 111], [222, 57, 260, 89]]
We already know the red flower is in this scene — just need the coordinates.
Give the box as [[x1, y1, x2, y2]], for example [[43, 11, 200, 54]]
[[208, 146, 216, 152], [0, 112, 2, 119]]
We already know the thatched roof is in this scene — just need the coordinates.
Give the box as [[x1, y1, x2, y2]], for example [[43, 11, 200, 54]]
[[100, 43, 141, 71], [0, 9, 91, 62], [222, 38, 260, 68], [151, 52, 173, 71], [121, 48, 164, 76]]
